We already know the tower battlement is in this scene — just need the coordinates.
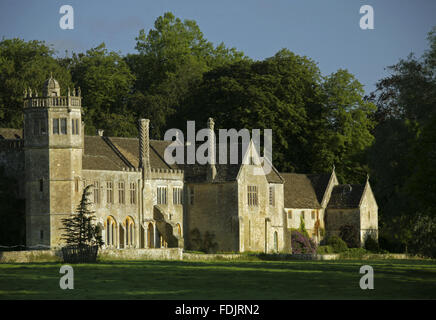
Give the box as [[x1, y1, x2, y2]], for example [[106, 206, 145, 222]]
[[23, 73, 82, 108], [23, 96, 81, 108]]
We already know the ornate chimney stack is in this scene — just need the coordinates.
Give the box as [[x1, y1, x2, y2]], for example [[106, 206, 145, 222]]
[[138, 119, 150, 170], [207, 117, 217, 182]]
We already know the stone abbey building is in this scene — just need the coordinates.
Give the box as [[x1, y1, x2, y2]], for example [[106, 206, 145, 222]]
[[0, 76, 378, 252]]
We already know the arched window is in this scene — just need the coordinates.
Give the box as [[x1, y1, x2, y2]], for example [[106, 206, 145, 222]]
[[176, 223, 182, 237], [106, 216, 117, 247], [274, 231, 278, 252], [147, 223, 154, 248], [125, 216, 135, 247]]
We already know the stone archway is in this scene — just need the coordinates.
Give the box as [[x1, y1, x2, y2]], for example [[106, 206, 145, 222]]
[[119, 223, 125, 249], [124, 216, 135, 247], [176, 223, 182, 237], [147, 223, 154, 248], [105, 216, 117, 248], [274, 231, 278, 252], [140, 225, 145, 248]]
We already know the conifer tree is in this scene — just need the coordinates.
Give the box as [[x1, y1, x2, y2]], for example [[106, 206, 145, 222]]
[[61, 185, 103, 247]]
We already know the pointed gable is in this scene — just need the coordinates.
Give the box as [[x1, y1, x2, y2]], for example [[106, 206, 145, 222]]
[[306, 173, 332, 205], [327, 184, 365, 209]]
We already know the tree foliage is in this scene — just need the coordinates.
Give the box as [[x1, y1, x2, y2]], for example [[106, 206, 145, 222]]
[[369, 26, 436, 255], [65, 43, 136, 136], [127, 12, 247, 138], [178, 49, 375, 179], [0, 38, 73, 128]]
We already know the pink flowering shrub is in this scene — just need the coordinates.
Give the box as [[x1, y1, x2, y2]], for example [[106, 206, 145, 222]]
[[291, 229, 316, 254]]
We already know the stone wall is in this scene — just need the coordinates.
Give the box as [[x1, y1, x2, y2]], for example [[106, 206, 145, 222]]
[[325, 208, 360, 239], [0, 248, 183, 263], [185, 182, 239, 252], [237, 163, 287, 253], [183, 252, 242, 261], [0, 249, 62, 263], [0, 146, 25, 198], [99, 248, 183, 261]]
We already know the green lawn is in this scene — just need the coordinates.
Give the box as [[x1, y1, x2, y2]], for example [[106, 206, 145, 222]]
[[0, 259, 435, 299]]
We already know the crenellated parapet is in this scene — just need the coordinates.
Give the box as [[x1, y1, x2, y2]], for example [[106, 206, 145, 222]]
[[120, 166, 184, 180], [23, 75, 82, 108], [23, 95, 81, 108], [150, 167, 184, 180]]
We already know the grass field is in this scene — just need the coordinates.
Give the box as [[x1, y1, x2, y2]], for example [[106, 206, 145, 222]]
[[0, 259, 435, 299]]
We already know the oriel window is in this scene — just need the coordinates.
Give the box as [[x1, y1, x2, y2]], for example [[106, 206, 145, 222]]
[[60, 118, 67, 134], [53, 119, 59, 134]]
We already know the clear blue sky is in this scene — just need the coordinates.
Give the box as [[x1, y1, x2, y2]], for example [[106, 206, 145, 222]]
[[1, 0, 435, 94]]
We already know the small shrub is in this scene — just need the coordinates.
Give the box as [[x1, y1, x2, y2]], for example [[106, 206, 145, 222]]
[[409, 214, 436, 258], [298, 216, 310, 238], [189, 228, 203, 251], [188, 228, 218, 253], [339, 248, 368, 259], [364, 236, 380, 252], [378, 235, 405, 253], [327, 235, 348, 253], [291, 230, 316, 254], [319, 227, 325, 238], [316, 245, 334, 254], [339, 224, 360, 248]]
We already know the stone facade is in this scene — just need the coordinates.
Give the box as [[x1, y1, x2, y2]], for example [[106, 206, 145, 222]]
[[0, 76, 378, 253]]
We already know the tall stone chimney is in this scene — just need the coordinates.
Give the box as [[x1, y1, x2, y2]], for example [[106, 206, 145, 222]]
[[138, 119, 150, 170], [207, 117, 217, 182]]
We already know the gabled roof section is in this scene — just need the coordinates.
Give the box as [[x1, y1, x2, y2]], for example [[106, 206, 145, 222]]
[[83, 136, 129, 171], [327, 184, 365, 209], [0, 128, 23, 140], [306, 173, 332, 205], [83, 136, 174, 171], [281, 173, 322, 209]]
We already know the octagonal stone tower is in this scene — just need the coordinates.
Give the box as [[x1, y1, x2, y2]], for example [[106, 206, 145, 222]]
[[23, 75, 83, 248]]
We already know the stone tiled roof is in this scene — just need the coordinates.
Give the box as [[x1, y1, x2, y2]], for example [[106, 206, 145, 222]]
[[307, 173, 332, 204], [109, 137, 174, 170], [83, 136, 173, 171], [0, 128, 23, 140], [327, 184, 365, 209], [281, 173, 322, 209]]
